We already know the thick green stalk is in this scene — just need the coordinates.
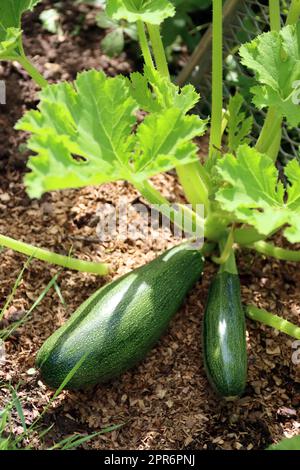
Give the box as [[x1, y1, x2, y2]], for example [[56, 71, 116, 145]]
[[255, 107, 282, 157], [256, 1, 282, 158], [134, 181, 227, 249], [137, 20, 154, 69], [286, 0, 300, 25], [256, 0, 300, 158], [248, 241, 300, 262], [246, 305, 300, 340], [209, 0, 223, 159], [145, 23, 213, 214], [176, 162, 211, 214], [266, 125, 282, 161], [18, 55, 48, 88], [146, 24, 170, 79], [269, 0, 281, 31], [135, 180, 205, 236], [142, 23, 212, 210], [0, 235, 109, 275]]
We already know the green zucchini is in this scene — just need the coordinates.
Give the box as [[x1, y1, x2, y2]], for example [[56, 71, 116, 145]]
[[202, 252, 247, 399], [36, 243, 204, 390]]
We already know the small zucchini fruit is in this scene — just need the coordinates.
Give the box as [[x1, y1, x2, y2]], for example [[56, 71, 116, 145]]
[[202, 251, 247, 399]]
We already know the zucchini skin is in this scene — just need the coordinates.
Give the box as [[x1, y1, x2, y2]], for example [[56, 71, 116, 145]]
[[36, 244, 204, 390], [203, 272, 247, 398]]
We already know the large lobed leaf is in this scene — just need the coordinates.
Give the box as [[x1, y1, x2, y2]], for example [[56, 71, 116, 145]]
[[16, 69, 206, 198], [0, 1, 41, 28], [0, 0, 41, 59], [106, 0, 175, 25], [129, 65, 200, 114], [240, 23, 300, 127], [216, 145, 300, 243]]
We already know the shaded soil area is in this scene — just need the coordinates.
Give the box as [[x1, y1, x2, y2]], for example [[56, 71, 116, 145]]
[[0, 1, 300, 450]]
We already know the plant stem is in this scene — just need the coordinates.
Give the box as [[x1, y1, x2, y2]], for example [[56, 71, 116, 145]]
[[18, 55, 48, 88], [255, 109, 282, 157], [286, 0, 300, 25], [176, 162, 211, 214], [246, 305, 300, 340], [248, 241, 300, 262], [256, 0, 300, 158], [146, 24, 170, 79], [266, 125, 282, 161], [212, 226, 235, 265], [0, 235, 109, 275], [135, 180, 207, 238], [256, 1, 282, 158], [269, 0, 281, 31], [220, 248, 237, 274], [135, 179, 229, 241], [209, 0, 223, 159], [144, 21, 213, 220], [218, 235, 238, 274], [136, 20, 154, 69]]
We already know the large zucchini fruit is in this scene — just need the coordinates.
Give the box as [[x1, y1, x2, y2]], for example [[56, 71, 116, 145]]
[[36, 243, 204, 390], [202, 258, 247, 398]]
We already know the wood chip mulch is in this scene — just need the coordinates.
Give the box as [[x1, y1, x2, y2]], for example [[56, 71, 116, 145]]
[[0, 0, 299, 450]]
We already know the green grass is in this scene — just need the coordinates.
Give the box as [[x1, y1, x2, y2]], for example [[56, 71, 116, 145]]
[[0, 257, 123, 450], [0, 382, 123, 450]]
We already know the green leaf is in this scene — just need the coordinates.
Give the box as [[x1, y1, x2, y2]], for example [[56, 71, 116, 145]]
[[267, 435, 300, 451], [16, 70, 206, 197], [226, 93, 253, 152], [101, 28, 124, 56], [0, 28, 22, 59], [0, 0, 41, 59], [134, 108, 206, 178], [240, 23, 300, 127], [0, 0, 41, 28], [16, 70, 137, 197], [106, 0, 175, 25], [129, 66, 200, 114], [216, 145, 300, 243]]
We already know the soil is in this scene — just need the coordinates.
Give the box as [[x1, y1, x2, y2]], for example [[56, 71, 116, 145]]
[[0, 0, 300, 450]]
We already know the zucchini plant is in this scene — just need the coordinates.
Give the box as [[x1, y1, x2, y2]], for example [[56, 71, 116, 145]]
[[1, 0, 300, 394]]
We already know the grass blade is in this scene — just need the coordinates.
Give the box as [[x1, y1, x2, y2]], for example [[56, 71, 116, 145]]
[[54, 281, 66, 306], [1, 271, 61, 341], [50, 424, 124, 450], [11, 387, 27, 432], [0, 257, 32, 322]]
